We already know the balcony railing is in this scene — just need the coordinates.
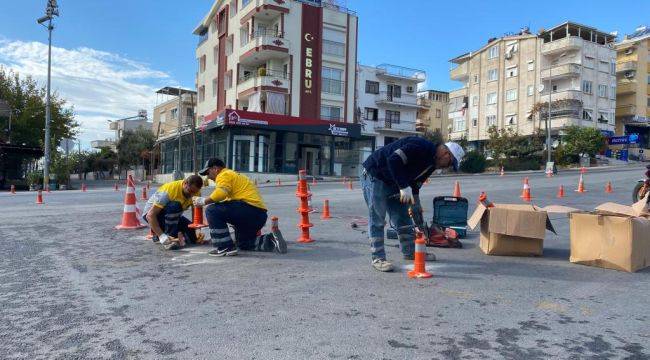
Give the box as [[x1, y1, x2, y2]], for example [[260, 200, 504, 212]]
[[376, 91, 418, 106], [417, 97, 432, 107], [238, 69, 289, 84], [323, 40, 345, 57], [539, 89, 584, 101], [541, 36, 582, 54], [617, 81, 636, 94], [616, 61, 638, 73], [370, 118, 418, 132], [197, 32, 208, 47], [320, 115, 344, 122], [450, 62, 468, 81], [322, 78, 345, 95], [541, 63, 581, 79], [616, 104, 637, 117], [376, 64, 426, 82]]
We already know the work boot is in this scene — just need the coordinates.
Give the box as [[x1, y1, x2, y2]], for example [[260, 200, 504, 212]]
[[372, 259, 394, 272], [404, 252, 437, 262]]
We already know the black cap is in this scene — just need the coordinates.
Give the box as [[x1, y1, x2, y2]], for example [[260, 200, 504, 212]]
[[198, 158, 225, 176]]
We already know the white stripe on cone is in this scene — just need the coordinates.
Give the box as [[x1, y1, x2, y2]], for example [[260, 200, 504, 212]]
[[124, 204, 137, 212]]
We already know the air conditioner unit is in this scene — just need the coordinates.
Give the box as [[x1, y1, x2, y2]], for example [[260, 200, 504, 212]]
[[625, 71, 635, 79]]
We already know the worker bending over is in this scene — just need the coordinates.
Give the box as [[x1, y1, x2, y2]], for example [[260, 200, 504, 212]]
[[361, 136, 465, 272], [193, 158, 287, 257]]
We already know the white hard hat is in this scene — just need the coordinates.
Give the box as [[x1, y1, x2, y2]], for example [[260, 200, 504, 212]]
[[444, 142, 465, 172]]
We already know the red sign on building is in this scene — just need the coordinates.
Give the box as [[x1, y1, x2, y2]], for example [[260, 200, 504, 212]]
[[299, 3, 323, 120]]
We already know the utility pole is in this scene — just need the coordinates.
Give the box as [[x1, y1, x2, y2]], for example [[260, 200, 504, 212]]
[[176, 88, 183, 180], [37, 0, 59, 190]]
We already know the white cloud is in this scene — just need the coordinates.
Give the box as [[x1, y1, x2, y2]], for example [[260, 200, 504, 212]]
[[0, 38, 177, 149]]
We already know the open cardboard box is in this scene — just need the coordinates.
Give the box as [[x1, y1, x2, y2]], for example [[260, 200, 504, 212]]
[[569, 193, 650, 273], [468, 203, 556, 256]]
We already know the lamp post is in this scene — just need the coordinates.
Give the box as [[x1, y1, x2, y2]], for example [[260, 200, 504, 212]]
[[37, 0, 59, 190]]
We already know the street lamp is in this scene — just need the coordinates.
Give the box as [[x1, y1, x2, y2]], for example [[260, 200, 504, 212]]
[[37, 0, 59, 190], [543, 52, 566, 172]]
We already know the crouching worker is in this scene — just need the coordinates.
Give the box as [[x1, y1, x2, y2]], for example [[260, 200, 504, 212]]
[[193, 158, 287, 257], [142, 175, 204, 250]]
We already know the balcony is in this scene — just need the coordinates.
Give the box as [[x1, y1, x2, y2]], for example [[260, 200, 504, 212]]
[[197, 32, 209, 47], [238, 69, 290, 95], [450, 62, 469, 81], [449, 87, 468, 98], [371, 118, 419, 134], [416, 96, 432, 108], [617, 81, 637, 95], [375, 91, 421, 109], [541, 63, 581, 80], [541, 36, 582, 55], [616, 61, 637, 73], [240, 0, 291, 24], [239, 31, 289, 66], [616, 104, 637, 117], [539, 89, 583, 102], [376, 64, 426, 83]]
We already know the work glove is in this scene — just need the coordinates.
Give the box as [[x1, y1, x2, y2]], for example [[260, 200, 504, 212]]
[[399, 187, 415, 205], [193, 196, 206, 206], [159, 233, 171, 245]]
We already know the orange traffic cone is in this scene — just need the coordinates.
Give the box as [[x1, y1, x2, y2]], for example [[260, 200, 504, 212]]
[[10, 185, 15, 194], [546, 168, 553, 178], [277, 178, 282, 186], [557, 185, 565, 198], [36, 190, 43, 204], [580, 167, 587, 174], [81, 183, 87, 192], [321, 199, 331, 220], [520, 178, 529, 198], [522, 179, 532, 202], [114, 182, 119, 192], [296, 170, 314, 243], [452, 181, 462, 197], [500, 166, 505, 177], [605, 181, 613, 194], [141, 186, 148, 200], [408, 231, 433, 279], [188, 206, 207, 229], [575, 174, 586, 193], [115, 175, 145, 230], [347, 180, 353, 190], [312, 176, 317, 186], [478, 192, 494, 208]]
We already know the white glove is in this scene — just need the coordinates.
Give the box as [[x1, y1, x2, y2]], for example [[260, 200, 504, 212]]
[[193, 197, 206, 206], [399, 187, 415, 204], [159, 233, 170, 245]]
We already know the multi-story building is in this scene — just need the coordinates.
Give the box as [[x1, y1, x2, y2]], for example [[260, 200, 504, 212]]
[[615, 25, 650, 153], [448, 23, 617, 150], [356, 64, 426, 147], [152, 91, 197, 140], [416, 90, 449, 137], [91, 110, 151, 151], [180, 0, 363, 177]]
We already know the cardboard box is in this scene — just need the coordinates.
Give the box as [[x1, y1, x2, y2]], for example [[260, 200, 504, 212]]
[[569, 194, 650, 272], [468, 204, 556, 256]]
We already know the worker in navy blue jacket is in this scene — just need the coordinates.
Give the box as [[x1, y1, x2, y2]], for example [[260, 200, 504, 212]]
[[361, 137, 465, 272]]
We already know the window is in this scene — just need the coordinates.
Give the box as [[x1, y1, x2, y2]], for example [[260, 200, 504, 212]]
[[506, 114, 517, 125], [610, 86, 616, 100], [242, 0, 252, 8], [582, 80, 593, 94], [486, 115, 497, 127], [527, 60, 535, 71], [224, 72, 233, 90], [583, 56, 595, 69], [453, 118, 465, 132], [488, 45, 499, 59], [364, 108, 378, 121], [240, 26, 250, 46], [598, 111, 610, 124], [552, 84, 558, 92], [506, 89, 517, 102], [213, 45, 219, 65], [647, 75, 650, 84], [160, 112, 166, 123], [199, 86, 205, 102], [527, 85, 534, 97], [647, 97, 650, 107], [436, 109, 442, 118], [487, 92, 497, 105], [226, 35, 234, 56], [599, 61, 609, 73], [386, 110, 401, 124], [472, 95, 479, 106], [488, 69, 498, 81], [322, 67, 344, 95], [611, 62, 616, 75], [506, 66, 518, 78], [212, 78, 218, 96], [323, 40, 345, 57], [582, 109, 593, 121], [472, 118, 478, 127], [200, 55, 206, 73], [320, 105, 342, 121], [473, 74, 479, 84], [229, 0, 237, 17], [598, 84, 607, 98], [170, 108, 178, 120]]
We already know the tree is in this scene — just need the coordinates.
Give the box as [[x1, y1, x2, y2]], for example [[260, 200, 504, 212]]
[[486, 126, 544, 161], [421, 129, 444, 144], [116, 127, 155, 171], [562, 125, 606, 158]]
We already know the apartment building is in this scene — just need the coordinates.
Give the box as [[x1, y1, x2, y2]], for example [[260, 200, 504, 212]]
[[615, 26, 650, 152], [91, 110, 151, 151], [416, 90, 449, 138], [178, 0, 362, 177], [448, 23, 617, 151], [152, 91, 197, 140], [356, 64, 426, 147]]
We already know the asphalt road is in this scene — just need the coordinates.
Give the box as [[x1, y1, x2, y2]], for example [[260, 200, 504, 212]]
[[1, 166, 649, 359]]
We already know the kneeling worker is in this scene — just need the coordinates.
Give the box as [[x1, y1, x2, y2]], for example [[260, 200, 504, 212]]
[[143, 175, 204, 250], [193, 158, 287, 257]]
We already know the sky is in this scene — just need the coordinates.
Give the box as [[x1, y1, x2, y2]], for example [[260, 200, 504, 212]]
[[0, 0, 648, 149]]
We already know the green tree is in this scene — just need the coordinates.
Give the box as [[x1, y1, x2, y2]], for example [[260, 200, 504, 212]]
[[486, 126, 544, 161], [116, 127, 155, 171], [562, 125, 606, 158]]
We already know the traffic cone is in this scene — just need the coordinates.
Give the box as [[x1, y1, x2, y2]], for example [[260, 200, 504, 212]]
[[115, 175, 145, 230], [347, 180, 353, 190], [114, 182, 119, 192], [277, 178, 281, 186], [478, 192, 494, 208], [522, 181, 532, 202], [580, 167, 587, 174], [452, 181, 462, 197], [557, 185, 565, 198], [546, 168, 553, 178], [520, 178, 529, 198], [188, 206, 207, 229], [296, 170, 314, 243], [575, 174, 586, 193], [321, 199, 331, 220], [605, 181, 613, 194], [408, 230, 433, 279], [81, 183, 87, 192], [141, 186, 148, 200], [10, 185, 15, 194], [312, 176, 317, 186], [36, 190, 43, 204], [500, 166, 505, 177]]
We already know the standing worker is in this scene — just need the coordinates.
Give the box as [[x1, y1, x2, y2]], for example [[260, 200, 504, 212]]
[[142, 175, 204, 250], [361, 136, 465, 272], [192, 158, 287, 257]]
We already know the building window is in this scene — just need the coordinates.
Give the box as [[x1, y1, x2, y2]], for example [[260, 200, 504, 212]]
[[170, 108, 178, 120], [598, 111, 610, 124], [323, 40, 345, 57], [364, 107, 378, 121], [610, 86, 616, 100], [506, 66, 518, 78], [225, 71, 233, 90], [598, 84, 607, 98], [599, 61, 609, 73], [487, 92, 497, 105], [200, 55, 207, 73], [160, 112, 166, 123], [488, 69, 498, 81], [242, 0, 252, 8], [527, 60, 535, 71], [199, 86, 205, 102], [320, 105, 342, 121], [527, 85, 534, 97], [213, 45, 219, 65], [506, 114, 517, 125], [386, 110, 401, 124], [473, 74, 479, 84], [582, 109, 593, 121], [472, 118, 478, 127], [486, 115, 496, 127], [506, 89, 517, 102], [453, 118, 465, 132], [582, 80, 593, 94], [611, 62, 616, 75], [212, 78, 218, 97], [226, 35, 234, 56], [365, 81, 379, 94], [583, 56, 595, 69], [322, 67, 344, 95], [647, 97, 650, 107], [488, 45, 499, 59], [647, 75, 650, 84], [472, 95, 479, 106], [229, 0, 237, 18], [436, 109, 442, 118]]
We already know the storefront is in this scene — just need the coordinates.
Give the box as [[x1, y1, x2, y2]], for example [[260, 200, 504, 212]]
[[159, 110, 373, 177]]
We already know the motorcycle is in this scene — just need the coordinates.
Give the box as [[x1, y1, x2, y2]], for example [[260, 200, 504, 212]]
[[632, 164, 650, 203]]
